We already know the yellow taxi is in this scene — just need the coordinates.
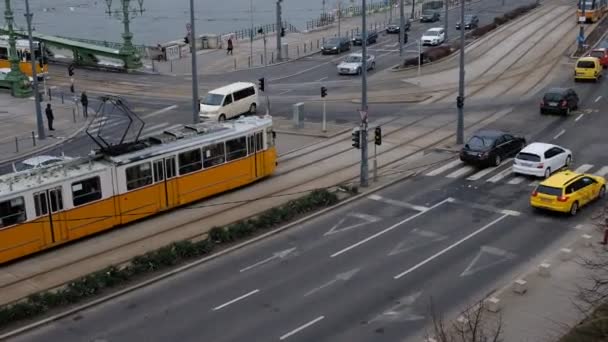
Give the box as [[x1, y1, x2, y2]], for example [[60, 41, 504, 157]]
[[530, 170, 606, 215], [574, 56, 603, 82]]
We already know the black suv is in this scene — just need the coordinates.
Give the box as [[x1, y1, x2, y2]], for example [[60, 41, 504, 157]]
[[420, 11, 440, 22], [540, 88, 579, 115], [456, 14, 479, 29], [352, 31, 378, 45], [321, 37, 351, 54]]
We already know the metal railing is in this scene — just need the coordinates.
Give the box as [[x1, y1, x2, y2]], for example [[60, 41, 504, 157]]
[[219, 21, 299, 41]]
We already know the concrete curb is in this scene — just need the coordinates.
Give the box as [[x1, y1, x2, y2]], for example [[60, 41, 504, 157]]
[[0, 170, 416, 340]]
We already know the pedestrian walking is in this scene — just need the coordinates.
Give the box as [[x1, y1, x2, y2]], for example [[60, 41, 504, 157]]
[[227, 38, 234, 55], [81, 91, 89, 118], [45, 103, 55, 131]]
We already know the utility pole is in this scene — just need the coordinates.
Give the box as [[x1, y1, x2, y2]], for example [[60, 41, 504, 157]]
[[104, 0, 144, 70], [399, 0, 405, 56], [24, 0, 45, 140], [189, 0, 200, 124], [361, 0, 369, 187], [444, 0, 448, 38], [4, 0, 32, 98], [411, 0, 416, 19], [276, 0, 283, 61], [456, 0, 465, 144], [250, 0, 254, 60], [338, 1, 342, 37]]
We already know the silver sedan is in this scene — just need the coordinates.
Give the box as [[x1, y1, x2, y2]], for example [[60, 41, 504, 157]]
[[337, 53, 376, 75]]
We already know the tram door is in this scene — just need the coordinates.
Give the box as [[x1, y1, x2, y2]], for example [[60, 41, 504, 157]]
[[33, 187, 68, 245], [154, 157, 178, 209], [249, 131, 265, 179]]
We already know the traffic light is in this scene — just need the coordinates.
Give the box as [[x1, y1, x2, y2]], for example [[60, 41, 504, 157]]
[[456, 95, 464, 108], [321, 86, 327, 98], [281, 27, 286, 37], [258, 78, 265, 92], [374, 126, 382, 145], [68, 64, 74, 77], [184, 35, 190, 44], [352, 128, 360, 149]]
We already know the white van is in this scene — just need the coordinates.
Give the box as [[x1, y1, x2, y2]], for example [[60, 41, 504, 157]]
[[199, 82, 259, 122]]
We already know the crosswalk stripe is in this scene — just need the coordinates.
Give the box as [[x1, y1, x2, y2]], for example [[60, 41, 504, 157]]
[[596, 166, 608, 177], [529, 180, 539, 187], [507, 176, 526, 184], [574, 164, 594, 173], [141, 123, 169, 134], [446, 165, 474, 178], [467, 159, 513, 181], [487, 167, 513, 183], [426, 159, 463, 176]]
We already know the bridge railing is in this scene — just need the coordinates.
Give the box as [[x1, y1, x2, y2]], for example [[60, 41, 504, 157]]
[[55, 36, 152, 59]]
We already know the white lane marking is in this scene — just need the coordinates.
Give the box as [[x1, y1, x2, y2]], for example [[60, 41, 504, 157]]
[[145, 104, 178, 119], [303, 268, 360, 297], [278, 89, 292, 95], [239, 247, 297, 273], [279, 316, 325, 340], [394, 214, 510, 279], [446, 165, 474, 178], [367, 194, 429, 211], [596, 166, 608, 177], [574, 164, 594, 173], [529, 180, 539, 187], [316, 76, 328, 82], [331, 198, 453, 258], [575, 113, 584, 122], [460, 246, 516, 277], [426, 159, 463, 176], [385, 42, 399, 48], [507, 176, 526, 185], [212, 289, 260, 311], [553, 129, 566, 140], [595, 95, 602, 102], [487, 167, 513, 183], [140, 123, 169, 134], [324, 213, 381, 236]]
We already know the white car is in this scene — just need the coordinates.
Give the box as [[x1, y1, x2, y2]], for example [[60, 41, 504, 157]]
[[513, 142, 572, 178], [337, 53, 376, 75], [421, 27, 446, 46]]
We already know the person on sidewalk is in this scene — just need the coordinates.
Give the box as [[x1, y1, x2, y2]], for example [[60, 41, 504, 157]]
[[45, 103, 55, 131], [227, 38, 233, 55], [81, 91, 89, 118]]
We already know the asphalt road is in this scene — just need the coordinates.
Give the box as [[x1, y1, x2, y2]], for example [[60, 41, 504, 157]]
[[10, 52, 608, 341]]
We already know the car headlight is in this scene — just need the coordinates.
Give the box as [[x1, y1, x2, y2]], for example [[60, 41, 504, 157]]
[[332, 47, 337, 49]]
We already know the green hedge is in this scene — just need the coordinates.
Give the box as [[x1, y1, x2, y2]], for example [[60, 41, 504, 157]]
[[0, 189, 339, 328]]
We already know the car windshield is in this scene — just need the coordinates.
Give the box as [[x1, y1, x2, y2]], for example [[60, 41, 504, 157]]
[[465, 15, 475, 20], [536, 185, 563, 196], [327, 38, 340, 45], [543, 92, 564, 101], [467, 135, 494, 149], [202, 93, 224, 106], [345, 55, 362, 63], [516, 152, 541, 162], [425, 31, 439, 36], [577, 60, 596, 68]]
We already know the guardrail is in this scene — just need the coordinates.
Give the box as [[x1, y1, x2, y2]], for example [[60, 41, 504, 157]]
[[219, 21, 299, 42]]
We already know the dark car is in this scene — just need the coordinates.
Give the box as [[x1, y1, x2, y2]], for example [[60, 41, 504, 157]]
[[460, 129, 526, 167], [456, 14, 479, 30], [321, 37, 351, 54], [420, 11, 440, 22], [540, 88, 579, 115], [352, 30, 378, 45], [386, 20, 411, 33]]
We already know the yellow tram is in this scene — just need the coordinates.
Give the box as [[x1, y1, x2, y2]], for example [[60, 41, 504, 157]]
[[577, 0, 608, 23], [0, 35, 48, 79], [0, 116, 277, 264]]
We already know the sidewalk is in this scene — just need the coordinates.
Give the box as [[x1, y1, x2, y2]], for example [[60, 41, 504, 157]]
[[0, 92, 90, 165]]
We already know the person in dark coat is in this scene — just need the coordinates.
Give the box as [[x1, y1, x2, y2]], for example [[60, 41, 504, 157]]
[[227, 38, 233, 55], [81, 91, 88, 118], [45, 103, 54, 131]]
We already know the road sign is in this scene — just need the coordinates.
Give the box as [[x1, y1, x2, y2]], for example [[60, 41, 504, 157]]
[[359, 110, 368, 122], [186, 22, 192, 34]]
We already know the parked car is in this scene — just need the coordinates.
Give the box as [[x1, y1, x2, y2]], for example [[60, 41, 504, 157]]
[[337, 53, 376, 75], [460, 129, 526, 167], [530, 170, 606, 216], [352, 31, 378, 45], [540, 87, 579, 115], [513, 142, 572, 179], [13, 155, 74, 172], [456, 14, 479, 29], [574, 56, 603, 82], [420, 11, 440, 22], [386, 20, 410, 33], [421, 27, 446, 46], [587, 48, 608, 68], [321, 37, 351, 54]]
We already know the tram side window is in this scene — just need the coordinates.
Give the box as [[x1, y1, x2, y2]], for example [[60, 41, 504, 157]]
[[0, 197, 26, 228], [226, 137, 247, 161], [165, 157, 176, 178], [49, 188, 64, 212], [34, 192, 48, 217], [0, 47, 7, 60], [247, 132, 264, 155], [126, 162, 153, 190], [267, 129, 276, 147], [179, 149, 203, 175], [203, 143, 226, 168], [72, 177, 102, 207]]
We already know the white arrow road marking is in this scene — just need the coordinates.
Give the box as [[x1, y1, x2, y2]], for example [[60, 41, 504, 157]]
[[145, 104, 178, 119], [367, 194, 429, 211], [280, 316, 325, 340], [212, 289, 260, 311], [388, 229, 448, 256], [304, 268, 361, 297], [460, 246, 516, 277], [239, 247, 297, 273], [324, 213, 381, 236], [371, 291, 424, 323]]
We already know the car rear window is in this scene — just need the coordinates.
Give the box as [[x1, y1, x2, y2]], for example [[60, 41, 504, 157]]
[[516, 152, 541, 162], [577, 60, 596, 68], [543, 92, 563, 101], [590, 51, 605, 58], [536, 185, 562, 196]]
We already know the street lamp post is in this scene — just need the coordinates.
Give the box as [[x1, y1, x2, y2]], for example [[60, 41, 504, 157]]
[[276, 0, 283, 62], [189, 0, 200, 124], [3, 0, 32, 98], [24, 0, 45, 140], [399, 0, 404, 56], [360, 0, 369, 187], [456, 0, 465, 144], [105, 0, 144, 70]]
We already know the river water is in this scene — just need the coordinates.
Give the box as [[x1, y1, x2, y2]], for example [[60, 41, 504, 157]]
[[0, 0, 379, 45]]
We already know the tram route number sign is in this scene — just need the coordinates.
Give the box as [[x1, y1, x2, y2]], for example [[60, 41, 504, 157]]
[[166, 45, 180, 61], [579, 16, 586, 23]]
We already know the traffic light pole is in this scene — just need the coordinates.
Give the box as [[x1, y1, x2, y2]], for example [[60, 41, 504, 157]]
[[373, 141, 377, 182], [189, 0, 200, 124], [360, 0, 369, 188], [276, 0, 282, 61], [456, 0, 465, 144], [399, 0, 404, 57], [322, 99, 327, 132], [24, 0, 45, 140]]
